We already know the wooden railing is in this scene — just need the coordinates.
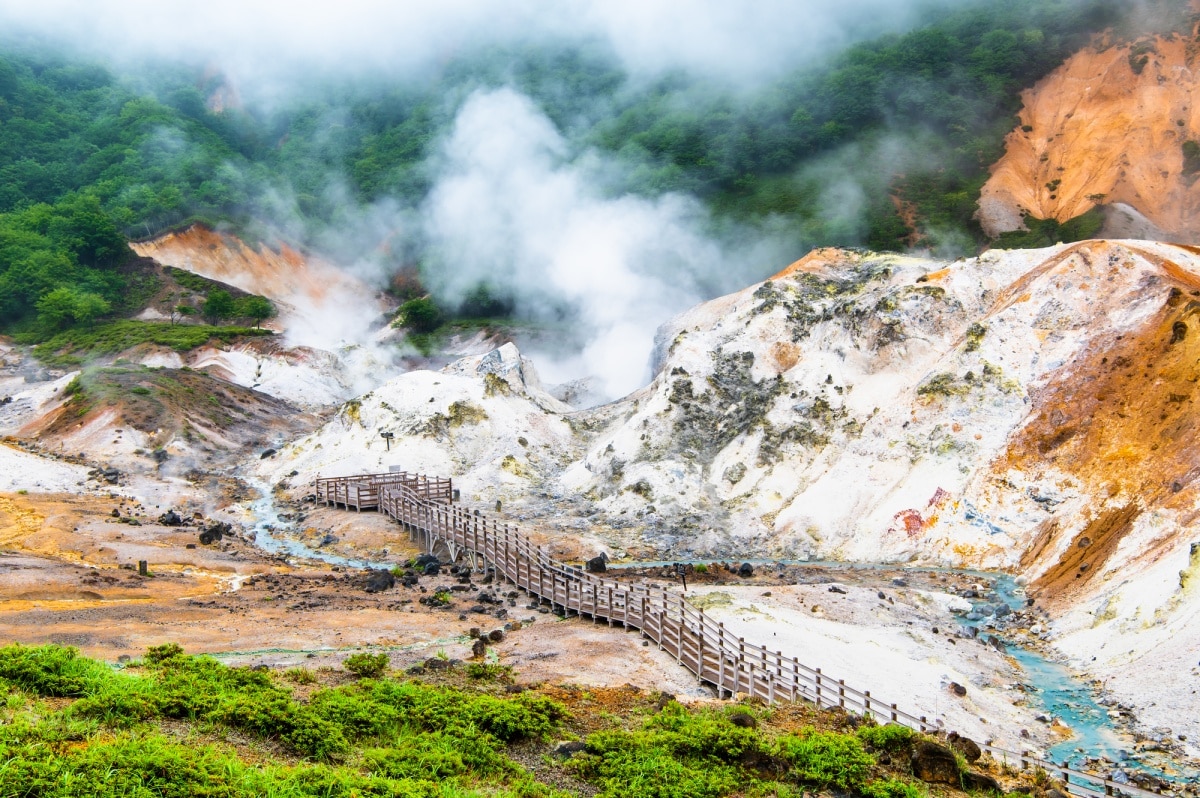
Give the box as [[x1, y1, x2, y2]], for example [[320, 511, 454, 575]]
[[315, 471, 453, 511], [329, 471, 1164, 798]]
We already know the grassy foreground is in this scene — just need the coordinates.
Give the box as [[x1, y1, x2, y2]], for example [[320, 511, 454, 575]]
[[0, 643, 1030, 797]]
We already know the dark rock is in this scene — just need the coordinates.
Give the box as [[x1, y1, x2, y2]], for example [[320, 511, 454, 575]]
[[877, 591, 886, 600], [400, 572, 419, 587], [962, 772, 1002, 793], [260, 448, 277, 459], [553, 740, 587, 756], [364, 569, 396, 593], [414, 554, 439, 569], [911, 740, 962, 785], [487, 629, 505, 643], [949, 682, 967, 697], [158, 510, 183, 526], [471, 638, 487, 659], [891, 577, 908, 587], [947, 731, 982, 763], [728, 711, 757, 729], [185, 543, 196, 549], [423, 562, 440, 576], [738, 562, 754, 577], [585, 554, 608, 573], [198, 521, 231, 546], [111, 508, 121, 518], [469, 605, 488, 614], [828, 585, 848, 594], [424, 657, 452, 670], [468, 627, 481, 638]]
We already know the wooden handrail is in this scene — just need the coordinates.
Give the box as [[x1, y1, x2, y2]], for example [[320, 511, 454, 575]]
[[321, 470, 1166, 798]]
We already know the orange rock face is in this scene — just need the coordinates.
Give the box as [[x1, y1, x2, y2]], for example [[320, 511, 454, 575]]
[[978, 35, 1200, 241], [131, 224, 379, 311]]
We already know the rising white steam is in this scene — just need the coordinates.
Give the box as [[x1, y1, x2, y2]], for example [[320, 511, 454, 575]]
[[422, 88, 736, 400]]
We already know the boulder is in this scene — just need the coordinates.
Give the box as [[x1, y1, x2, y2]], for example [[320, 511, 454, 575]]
[[553, 740, 588, 756], [738, 562, 754, 577], [728, 712, 757, 729], [364, 569, 396, 593], [158, 510, 183, 527], [911, 740, 962, 785], [471, 638, 487, 659], [961, 771, 1002, 793], [585, 554, 608, 573], [947, 731, 982, 763]]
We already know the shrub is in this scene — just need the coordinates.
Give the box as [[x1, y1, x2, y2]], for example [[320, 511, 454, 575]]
[[344, 652, 389, 679], [858, 723, 916, 752], [396, 297, 442, 333], [863, 777, 926, 798], [777, 726, 875, 790]]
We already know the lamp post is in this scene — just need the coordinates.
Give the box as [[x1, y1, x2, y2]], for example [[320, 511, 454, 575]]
[[380, 431, 395, 451]]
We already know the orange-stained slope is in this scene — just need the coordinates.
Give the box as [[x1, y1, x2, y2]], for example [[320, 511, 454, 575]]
[[131, 224, 380, 312], [979, 34, 1200, 240]]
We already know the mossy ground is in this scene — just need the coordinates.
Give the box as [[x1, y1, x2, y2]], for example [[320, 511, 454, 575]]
[[0, 643, 1050, 798]]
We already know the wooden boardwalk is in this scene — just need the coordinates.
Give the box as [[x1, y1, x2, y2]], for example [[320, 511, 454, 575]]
[[318, 469, 1163, 798]]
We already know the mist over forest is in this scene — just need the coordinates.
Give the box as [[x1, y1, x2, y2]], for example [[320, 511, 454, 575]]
[[0, 0, 1180, 396]]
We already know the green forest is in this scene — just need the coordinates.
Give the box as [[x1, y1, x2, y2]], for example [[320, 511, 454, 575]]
[[0, 0, 1175, 342]]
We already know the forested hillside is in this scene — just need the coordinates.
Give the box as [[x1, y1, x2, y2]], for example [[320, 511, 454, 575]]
[[0, 0, 1181, 341]]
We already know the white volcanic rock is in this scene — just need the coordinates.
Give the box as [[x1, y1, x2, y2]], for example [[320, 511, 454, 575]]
[[260, 343, 578, 502], [256, 241, 1200, 755]]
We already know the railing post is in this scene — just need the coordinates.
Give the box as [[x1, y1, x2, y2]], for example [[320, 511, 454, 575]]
[[815, 668, 822, 707]]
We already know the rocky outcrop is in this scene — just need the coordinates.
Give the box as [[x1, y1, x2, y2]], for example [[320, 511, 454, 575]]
[[979, 35, 1200, 241]]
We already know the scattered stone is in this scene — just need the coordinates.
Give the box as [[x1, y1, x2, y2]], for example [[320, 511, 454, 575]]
[[158, 510, 183, 526], [738, 563, 754, 577], [424, 657, 453, 671], [260, 448, 277, 459], [949, 682, 967, 697], [828, 585, 848, 594], [111, 508, 121, 518], [891, 577, 907, 587], [471, 638, 487, 659], [468, 627, 481, 638], [585, 553, 608, 573], [728, 712, 757, 729], [487, 629, 505, 643], [423, 562, 441, 576]]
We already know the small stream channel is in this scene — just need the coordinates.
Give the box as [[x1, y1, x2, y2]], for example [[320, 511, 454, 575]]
[[611, 559, 1196, 783]]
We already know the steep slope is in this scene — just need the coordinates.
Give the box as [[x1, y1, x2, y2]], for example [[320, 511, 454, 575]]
[[979, 33, 1200, 241]]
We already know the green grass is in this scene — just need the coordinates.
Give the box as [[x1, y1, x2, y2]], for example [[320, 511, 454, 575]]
[[30, 320, 273, 367], [0, 643, 570, 797], [0, 644, 1013, 798]]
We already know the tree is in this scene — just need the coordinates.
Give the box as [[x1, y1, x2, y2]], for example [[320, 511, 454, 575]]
[[397, 297, 441, 334], [201, 289, 235, 324], [236, 295, 274, 328], [35, 286, 110, 330]]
